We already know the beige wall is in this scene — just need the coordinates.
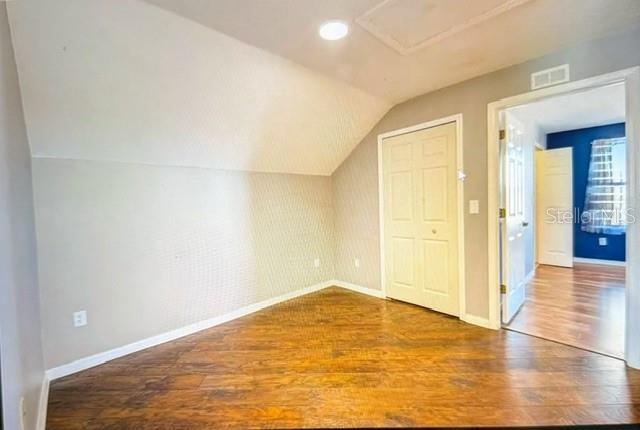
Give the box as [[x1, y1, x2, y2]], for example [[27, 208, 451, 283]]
[[33, 159, 335, 368], [332, 25, 640, 319], [17, 12, 640, 375], [0, 3, 46, 429]]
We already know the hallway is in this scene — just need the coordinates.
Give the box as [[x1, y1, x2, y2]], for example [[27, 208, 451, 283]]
[[505, 263, 625, 358]]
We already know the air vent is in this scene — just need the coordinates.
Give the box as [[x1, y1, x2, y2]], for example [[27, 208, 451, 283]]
[[531, 64, 570, 90]]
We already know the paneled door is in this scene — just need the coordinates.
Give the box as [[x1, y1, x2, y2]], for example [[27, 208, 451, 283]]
[[382, 122, 460, 316], [536, 147, 574, 267], [501, 112, 527, 324]]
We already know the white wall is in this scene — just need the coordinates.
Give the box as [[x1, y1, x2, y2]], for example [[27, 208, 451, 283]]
[[33, 159, 335, 369], [0, 3, 46, 429], [7, 0, 390, 176]]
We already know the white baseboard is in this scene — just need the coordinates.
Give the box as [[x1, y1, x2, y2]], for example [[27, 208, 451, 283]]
[[461, 313, 494, 329], [36, 375, 49, 430], [46, 280, 334, 381], [43, 277, 482, 384], [27, 277, 483, 429], [330, 280, 386, 298], [331, 280, 495, 330], [573, 257, 626, 267], [524, 268, 536, 283]]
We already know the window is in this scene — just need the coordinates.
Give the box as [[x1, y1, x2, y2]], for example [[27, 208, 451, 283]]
[[581, 138, 626, 235]]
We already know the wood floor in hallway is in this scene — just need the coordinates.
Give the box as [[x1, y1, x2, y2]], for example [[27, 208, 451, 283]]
[[47, 287, 640, 429], [505, 263, 625, 358]]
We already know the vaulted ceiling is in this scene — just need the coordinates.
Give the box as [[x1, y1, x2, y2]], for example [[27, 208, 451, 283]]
[[7, 0, 390, 175], [143, 0, 640, 103], [7, 0, 640, 175]]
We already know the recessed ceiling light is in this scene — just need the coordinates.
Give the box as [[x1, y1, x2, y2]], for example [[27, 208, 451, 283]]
[[319, 20, 349, 41]]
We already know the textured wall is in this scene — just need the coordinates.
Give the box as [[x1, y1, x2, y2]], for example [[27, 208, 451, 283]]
[[332, 25, 640, 319], [7, 0, 379, 371], [33, 158, 335, 368], [547, 123, 626, 262], [7, 0, 390, 176], [0, 3, 46, 429]]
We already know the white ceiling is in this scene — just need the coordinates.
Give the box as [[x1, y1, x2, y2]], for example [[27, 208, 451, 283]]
[[356, 0, 524, 55], [142, 0, 640, 103], [7, 0, 390, 176], [509, 83, 625, 134]]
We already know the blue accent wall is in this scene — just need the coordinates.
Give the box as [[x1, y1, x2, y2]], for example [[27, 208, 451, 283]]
[[546, 123, 626, 262]]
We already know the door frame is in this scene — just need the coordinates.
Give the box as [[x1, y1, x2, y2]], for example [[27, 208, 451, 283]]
[[377, 114, 467, 319], [487, 67, 640, 368], [533, 143, 544, 267]]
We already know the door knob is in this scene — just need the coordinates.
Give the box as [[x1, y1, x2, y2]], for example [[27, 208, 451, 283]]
[[432, 229, 437, 234]]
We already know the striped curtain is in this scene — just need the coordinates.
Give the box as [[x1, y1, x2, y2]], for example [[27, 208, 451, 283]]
[[581, 138, 626, 235]]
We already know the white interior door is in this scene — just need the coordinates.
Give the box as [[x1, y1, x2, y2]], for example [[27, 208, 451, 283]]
[[536, 147, 574, 267], [501, 112, 527, 324], [382, 122, 459, 316]]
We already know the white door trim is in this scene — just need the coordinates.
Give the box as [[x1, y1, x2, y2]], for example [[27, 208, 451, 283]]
[[377, 114, 467, 319], [487, 67, 640, 369]]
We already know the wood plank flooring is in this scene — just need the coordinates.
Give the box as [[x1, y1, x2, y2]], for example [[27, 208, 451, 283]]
[[47, 287, 640, 429], [505, 263, 625, 358]]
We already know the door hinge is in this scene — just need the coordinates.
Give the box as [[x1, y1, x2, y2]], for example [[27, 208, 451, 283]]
[[500, 284, 507, 294], [499, 208, 506, 218], [499, 129, 506, 140]]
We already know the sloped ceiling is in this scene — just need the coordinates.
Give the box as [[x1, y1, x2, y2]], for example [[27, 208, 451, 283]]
[[7, 0, 390, 176], [142, 0, 640, 103]]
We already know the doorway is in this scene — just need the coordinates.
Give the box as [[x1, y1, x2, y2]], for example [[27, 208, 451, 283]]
[[378, 115, 465, 318], [488, 68, 639, 366], [502, 85, 627, 358]]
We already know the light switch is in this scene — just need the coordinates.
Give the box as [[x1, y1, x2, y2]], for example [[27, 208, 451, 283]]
[[469, 200, 480, 214], [599, 237, 608, 246]]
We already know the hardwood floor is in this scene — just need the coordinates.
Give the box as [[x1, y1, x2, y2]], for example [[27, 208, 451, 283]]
[[47, 287, 640, 429], [505, 263, 625, 358]]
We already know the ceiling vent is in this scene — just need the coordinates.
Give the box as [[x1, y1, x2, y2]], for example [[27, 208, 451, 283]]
[[531, 64, 570, 90]]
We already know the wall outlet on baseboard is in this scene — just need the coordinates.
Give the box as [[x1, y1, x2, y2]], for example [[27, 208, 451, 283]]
[[314, 258, 320, 268], [73, 310, 88, 327], [354, 258, 360, 268], [599, 237, 608, 246]]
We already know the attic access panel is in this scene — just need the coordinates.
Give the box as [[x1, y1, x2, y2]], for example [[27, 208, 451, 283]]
[[356, 0, 531, 55]]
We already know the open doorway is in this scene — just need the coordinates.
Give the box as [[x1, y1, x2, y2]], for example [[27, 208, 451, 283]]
[[498, 83, 627, 358]]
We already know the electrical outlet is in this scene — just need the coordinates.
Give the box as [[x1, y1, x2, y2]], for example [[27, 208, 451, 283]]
[[599, 237, 608, 246], [314, 258, 320, 268], [469, 200, 480, 214], [73, 310, 87, 327], [354, 258, 360, 268]]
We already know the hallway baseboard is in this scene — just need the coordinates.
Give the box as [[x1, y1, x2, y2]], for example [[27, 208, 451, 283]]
[[574, 257, 626, 267]]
